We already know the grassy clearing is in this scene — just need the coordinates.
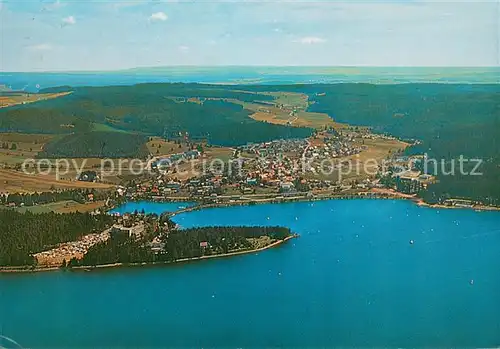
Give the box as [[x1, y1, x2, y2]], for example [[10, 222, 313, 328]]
[[91, 123, 132, 133], [224, 93, 344, 130], [305, 136, 408, 183], [178, 92, 337, 130], [266, 92, 309, 110], [15, 200, 106, 214], [146, 137, 191, 156], [343, 138, 408, 181], [0, 169, 113, 193], [205, 146, 233, 162], [249, 109, 345, 129], [0, 92, 72, 108]]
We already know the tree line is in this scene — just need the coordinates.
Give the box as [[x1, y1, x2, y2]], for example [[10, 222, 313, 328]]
[[0, 210, 113, 266], [73, 225, 292, 267], [0, 189, 109, 207]]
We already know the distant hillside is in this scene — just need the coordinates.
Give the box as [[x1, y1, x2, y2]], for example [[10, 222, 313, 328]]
[[122, 66, 500, 84], [0, 83, 312, 155], [5, 67, 497, 89]]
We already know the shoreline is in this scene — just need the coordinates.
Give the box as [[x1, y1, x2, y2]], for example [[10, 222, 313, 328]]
[[164, 191, 500, 218], [3, 193, 499, 275], [0, 235, 297, 274]]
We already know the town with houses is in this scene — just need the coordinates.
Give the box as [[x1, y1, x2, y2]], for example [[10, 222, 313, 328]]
[[123, 127, 431, 204], [0, 125, 465, 268]]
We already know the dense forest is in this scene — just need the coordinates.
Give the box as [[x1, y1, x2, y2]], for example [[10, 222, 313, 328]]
[[37, 131, 149, 158], [300, 84, 500, 203], [74, 225, 291, 267], [161, 226, 291, 260], [0, 211, 113, 266], [71, 233, 153, 267]]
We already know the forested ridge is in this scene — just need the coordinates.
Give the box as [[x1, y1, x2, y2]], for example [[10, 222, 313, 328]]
[[0, 211, 113, 266], [302, 84, 500, 203], [74, 225, 291, 267], [37, 131, 149, 158]]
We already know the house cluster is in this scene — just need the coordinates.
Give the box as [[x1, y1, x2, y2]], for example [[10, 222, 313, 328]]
[[120, 131, 431, 201], [443, 198, 475, 208], [78, 170, 100, 182], [238, 142, 307, 192], [240, 139, 307, 158], [34, 230, 111, 267], [237, 138, 360, 194], [123, 135, 371, 200], [388, 166, 435, 195], [361, 133, 397, 141], [152, 149, 202, 171], [304, 137, 361, 165], [185, 176, 224, 197], [118, 178, 184, 200], [110, 219, 146, 240], [148, 236, 166, 253]]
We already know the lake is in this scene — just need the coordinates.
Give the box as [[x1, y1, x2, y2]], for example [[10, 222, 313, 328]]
[[1, 199, 500, 348], [108, 201, 194, 216]]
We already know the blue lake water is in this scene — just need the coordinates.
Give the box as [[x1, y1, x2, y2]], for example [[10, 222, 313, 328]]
[[108, 200, 194, 216], [1, 199, 500, 348]]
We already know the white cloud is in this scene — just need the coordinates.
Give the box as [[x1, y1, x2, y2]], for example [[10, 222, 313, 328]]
[[179, 45, 189, 52], [149, 12, 168, 21], [27, 44, 53, 51], [50, 0, 64, 9], [62, 15, 76, 25], [295, 36, 326, 44]]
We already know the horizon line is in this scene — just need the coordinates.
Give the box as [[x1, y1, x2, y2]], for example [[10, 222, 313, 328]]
[[2, 65, 499, 74]]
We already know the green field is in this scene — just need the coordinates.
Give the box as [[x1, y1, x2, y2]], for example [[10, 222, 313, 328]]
[[91, 123, 133, 133], [15, 200, 78, 214]]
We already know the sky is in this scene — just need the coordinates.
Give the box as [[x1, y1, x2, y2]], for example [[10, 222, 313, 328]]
[[0, 0, 498, 71]]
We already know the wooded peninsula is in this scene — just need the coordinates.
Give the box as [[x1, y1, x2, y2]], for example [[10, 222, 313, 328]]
[[0, 209, 294, 271]]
